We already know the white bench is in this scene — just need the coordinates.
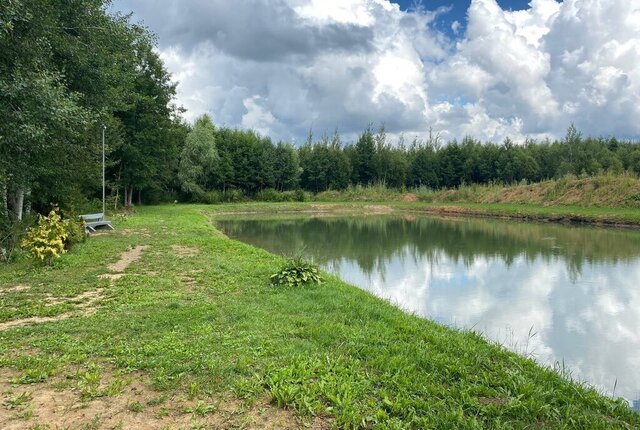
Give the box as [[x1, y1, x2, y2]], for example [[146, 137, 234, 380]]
[[80, 213, 114, 233]]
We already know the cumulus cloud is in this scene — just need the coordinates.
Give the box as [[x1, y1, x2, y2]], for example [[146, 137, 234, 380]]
[[113, 0, 640, 143]]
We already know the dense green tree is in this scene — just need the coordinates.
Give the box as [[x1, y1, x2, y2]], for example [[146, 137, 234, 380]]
[[273, 143, 300, 191], [178, 115, 219, 200], [353, 126, 377, 185], [409, 142, 439, 188]]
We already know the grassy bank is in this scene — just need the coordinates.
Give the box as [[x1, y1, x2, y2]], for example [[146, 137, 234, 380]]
[[211, 199, 640, 227], [306, 175, 640, 226], [413, 202, 640, 226], [422, 175, 640, 208], [0, 205, 638, 429], [314, 175, 640, 208]]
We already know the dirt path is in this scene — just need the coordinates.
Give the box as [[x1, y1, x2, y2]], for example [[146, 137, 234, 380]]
[[107, 245, 149, 272]]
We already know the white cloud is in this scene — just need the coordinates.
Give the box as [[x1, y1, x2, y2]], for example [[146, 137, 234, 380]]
[[113, 0, 640, 143], [241, 96, 277, 137]]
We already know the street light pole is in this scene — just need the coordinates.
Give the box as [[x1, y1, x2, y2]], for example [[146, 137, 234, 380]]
[[102, 125, 106, 218]]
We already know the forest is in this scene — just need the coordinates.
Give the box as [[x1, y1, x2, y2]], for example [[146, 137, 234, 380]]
[[180, 119, 640, 202], [3, 1, 640, 244]]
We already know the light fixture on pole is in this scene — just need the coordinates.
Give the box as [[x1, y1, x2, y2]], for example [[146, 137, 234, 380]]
[[81, 125, 113, 233], [102, 124, 106, 218]]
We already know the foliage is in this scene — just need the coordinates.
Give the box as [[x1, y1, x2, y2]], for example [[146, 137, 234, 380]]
[[270, 257, 322, 288], [0, 215, 35, 263], [178, 114, 219, 199], [255, 189, 310, 202], [62, 216, 87, 249], [172, 121, 640, 204], [21, 210, 68, 265]]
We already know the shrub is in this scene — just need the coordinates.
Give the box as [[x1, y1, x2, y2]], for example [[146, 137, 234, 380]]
[[22, 210, 68, 265], [294, 189, 308, 202], [62, 215, 87, 249], [202, 190, 221, 204], [221, 189, 244, 203], [270, 258, 322, 288], [0, 215, 36, 263], [255, 189, 310, 202], [255, 188, 282, 202]]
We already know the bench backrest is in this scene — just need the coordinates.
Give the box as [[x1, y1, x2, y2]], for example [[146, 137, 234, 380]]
[[80, 213, 104, 221]]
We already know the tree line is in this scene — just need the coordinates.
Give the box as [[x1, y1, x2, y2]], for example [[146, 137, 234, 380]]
[[177, 118, 640, 201]]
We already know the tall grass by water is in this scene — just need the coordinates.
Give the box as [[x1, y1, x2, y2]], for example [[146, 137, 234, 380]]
[[311, 174, 640, 208]]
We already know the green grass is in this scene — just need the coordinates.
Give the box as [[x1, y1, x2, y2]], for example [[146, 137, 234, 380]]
[[310, 175, 640, 225], [415, 202, 640, 226], [0, 204, 638, 428]]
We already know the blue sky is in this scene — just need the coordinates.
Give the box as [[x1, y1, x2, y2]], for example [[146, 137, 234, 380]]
[[392, 0, 536, 37]]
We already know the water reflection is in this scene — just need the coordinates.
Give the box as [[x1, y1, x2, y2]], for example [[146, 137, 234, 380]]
[[217, 214, 640, 406]]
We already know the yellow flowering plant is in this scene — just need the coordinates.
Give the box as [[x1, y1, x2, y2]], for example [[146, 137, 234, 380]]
[[22, 210, 68, 266]]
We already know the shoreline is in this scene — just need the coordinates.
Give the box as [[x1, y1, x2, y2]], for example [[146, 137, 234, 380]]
[[209, 201, 640, 229]]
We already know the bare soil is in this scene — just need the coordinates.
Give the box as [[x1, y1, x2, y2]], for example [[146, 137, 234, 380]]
[[107, 245, 149, 272], [171, 245, 200, 257], [0, 367, 328, 429], [0, 289, 105, 331]]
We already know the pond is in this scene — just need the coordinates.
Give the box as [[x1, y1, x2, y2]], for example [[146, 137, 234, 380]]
[[216, 213, 640, 409]]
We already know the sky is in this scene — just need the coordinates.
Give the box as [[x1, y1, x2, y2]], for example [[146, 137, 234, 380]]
[[111, 0, 640, 144]]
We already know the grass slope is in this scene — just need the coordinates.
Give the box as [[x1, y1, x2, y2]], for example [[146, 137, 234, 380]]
[[422, 175, 640, 208], [414, 202, 640, 226], [0, 205, 638, 429], [309, 176, 640, 226]]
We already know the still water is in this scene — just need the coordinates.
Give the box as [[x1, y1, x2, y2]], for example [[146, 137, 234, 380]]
[[216, 214, 640, 408]]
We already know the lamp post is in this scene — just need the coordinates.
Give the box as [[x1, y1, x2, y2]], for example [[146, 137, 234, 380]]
[[102, 125, 106, 218]]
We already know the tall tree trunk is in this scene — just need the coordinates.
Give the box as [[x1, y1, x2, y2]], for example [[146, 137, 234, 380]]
[[123, 186, 128, 208], [126, 186, 133, 207], [1, 184, 8, 219], [115, 169, 122, 210], [24, 188, 31, 216], [15, 189, 24, 221]]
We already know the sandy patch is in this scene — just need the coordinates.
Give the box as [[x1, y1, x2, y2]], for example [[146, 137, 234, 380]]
[[402, 193, 419, 202], [98, 273, 124, 281], [180, 276, 198, 288], [118, 228, 151, 238], [478, 396, 508, 406], [90, 231, 111, 237], [367, 205, 393, 214], [424, 206, 476, 215], [0, 314, 77, 331], [171, 245, 199, 257], [310, 204, 338, 211], [2, 285, 30, 294], [0, 368, 329, 430], [108, 246, 149, 273], [0, 290, 105, 331]]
